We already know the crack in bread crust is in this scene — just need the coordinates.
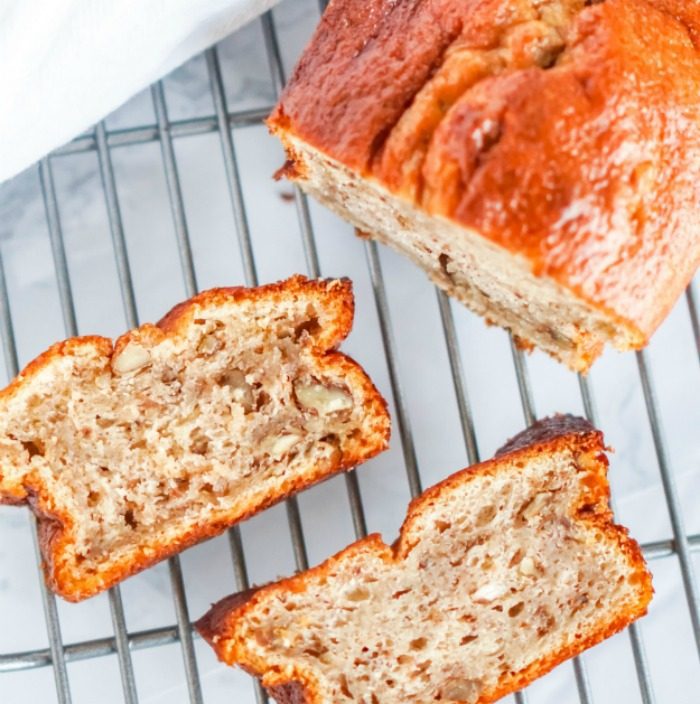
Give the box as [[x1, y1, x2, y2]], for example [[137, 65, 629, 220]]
[[375, 0, 584, 201], [197, 416, 652, 704], [0, 276, 390, 601]]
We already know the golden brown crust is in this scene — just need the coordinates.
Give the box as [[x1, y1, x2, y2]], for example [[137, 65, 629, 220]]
[[269, 0, 700, 346], [265, 682, 309, 704], [196, 589, 262, 643], [0, 276, 390, 601], [197, 416, 652, 704], [156, 275, 355, 352], [495, 414, 597, 457]]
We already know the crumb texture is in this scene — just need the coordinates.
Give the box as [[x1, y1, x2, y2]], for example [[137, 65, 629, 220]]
[[0, 277, 389, 600], [285, 139, 622, 371], [203, 421, 652, 703], [270, 0, 700, 369]]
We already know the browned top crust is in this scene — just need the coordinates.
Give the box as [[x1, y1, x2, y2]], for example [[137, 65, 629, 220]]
[[496, 414, 596, 457], [269, 0, 700, 342], [157, 276, 354, 351], [196, 590, 259, 643], [196, 415, 653, 704], [264, 682, 309, 704]]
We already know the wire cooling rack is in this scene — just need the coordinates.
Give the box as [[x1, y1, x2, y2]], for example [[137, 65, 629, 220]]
[[0, 2, 699, 703]]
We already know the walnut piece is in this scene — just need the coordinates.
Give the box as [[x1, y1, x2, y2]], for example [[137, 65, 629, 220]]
[[483, 638, 503, 655], [345, 586, 371, 602], [197, 334, 221, 355], [266, 433, 301, 460], [471, 582, 507, 603], [519, 556, 537, 577], [112, 342, 151, 374], [521, 492, 550, 522], [294, 381, 353, 414], [219, 370, 254, 410], [94, 373, 111, 390], [441, 678, 483, 703]]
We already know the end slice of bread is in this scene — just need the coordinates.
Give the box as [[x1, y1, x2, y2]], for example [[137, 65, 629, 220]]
[[197, 415, 652, 704], [0, 276, 390, 601]]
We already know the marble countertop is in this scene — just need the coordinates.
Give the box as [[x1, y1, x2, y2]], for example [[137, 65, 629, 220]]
[[0, 1, 698, 702]]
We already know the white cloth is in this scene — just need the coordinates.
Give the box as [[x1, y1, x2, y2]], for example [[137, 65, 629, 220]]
[[0, 0, 280, 183]]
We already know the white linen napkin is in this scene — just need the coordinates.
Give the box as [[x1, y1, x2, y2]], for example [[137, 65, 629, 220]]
[[0, 0, 280, 183]]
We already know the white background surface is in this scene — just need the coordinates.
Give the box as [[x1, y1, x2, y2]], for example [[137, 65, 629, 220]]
[[0, 1, 699, 702], [0, 0, 281, 182]]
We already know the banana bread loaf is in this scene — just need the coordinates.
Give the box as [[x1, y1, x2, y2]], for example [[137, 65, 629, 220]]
[[268, 0, 700, 371]]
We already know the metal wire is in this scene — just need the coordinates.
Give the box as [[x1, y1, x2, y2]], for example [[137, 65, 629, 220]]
[[52, 109, 271, 158], [95, 115, 204, 702], [509, 340, 537, 427], [687, 283, 700, 362], [578, 376, 656, 704], [364, 241, 423, 499], [204, 46, 269, 704], [0, 4, 698, 703], [435, 292, 480, 464], [204, 43, 314, 587], [0, 625, 180, 672], [636, 351, 700, 656], [152, 81, 199, 297], [502, 345, 545, 704], [257, 15, 368, 543], [0, 526, 695, 674], [40, 155, 141, 704], [0, 168, 75, 703]]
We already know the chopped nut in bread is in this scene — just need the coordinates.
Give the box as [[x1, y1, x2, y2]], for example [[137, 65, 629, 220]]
[[112, 341, 151, 374], [294, 381, 354, 414], [197, 416, 652, 704], [0, 276, 390, 601]]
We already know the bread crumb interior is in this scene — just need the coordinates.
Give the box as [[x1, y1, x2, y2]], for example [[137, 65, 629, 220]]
[[0, 296, 373, 573], [238, 451, 643, 703]]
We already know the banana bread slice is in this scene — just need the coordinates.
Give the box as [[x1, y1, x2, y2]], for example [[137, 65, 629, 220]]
[[197, 416, 652, 704], [0, 276, 390, 601], [268, 0, 700, 371]]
